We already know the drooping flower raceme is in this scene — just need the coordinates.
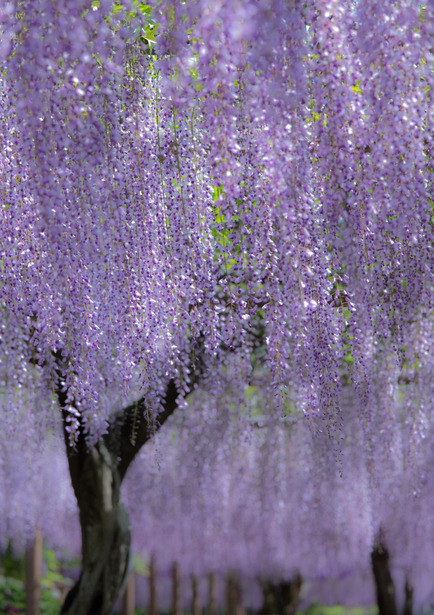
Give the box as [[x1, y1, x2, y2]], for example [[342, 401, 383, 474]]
[[1, 3, 433, 612], [0, 1, 432, 444]]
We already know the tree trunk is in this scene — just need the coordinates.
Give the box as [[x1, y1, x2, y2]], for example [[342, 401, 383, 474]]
[[60, 442, 131, 615], [259, 574, 303, 615], [53, 348, 203, 615], [371, 543, 397, 615], [54, 379, 182, 614]]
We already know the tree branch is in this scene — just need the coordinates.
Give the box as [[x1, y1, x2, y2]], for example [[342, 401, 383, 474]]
[[108, 335, 207, 480], [108, 378, 179, 481], [52, 336, 207, 484]]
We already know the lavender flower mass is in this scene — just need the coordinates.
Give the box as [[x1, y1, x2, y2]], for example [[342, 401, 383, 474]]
[[0, 1, 433, 613]]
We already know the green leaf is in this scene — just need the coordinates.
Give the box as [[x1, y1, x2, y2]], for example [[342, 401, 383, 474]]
[[211, 184, 224, 202], [351, 79, 363, 94]]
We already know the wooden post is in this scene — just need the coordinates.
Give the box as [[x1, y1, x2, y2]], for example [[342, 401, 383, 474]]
[[191, 574, 200, 615], [208, 572, 217, 615], [149, 555, 158, 615], [172, 561, 182, 615], [122, 572, 135, 615], [225, 574, 235, 615], [25, 528, 42, 615]]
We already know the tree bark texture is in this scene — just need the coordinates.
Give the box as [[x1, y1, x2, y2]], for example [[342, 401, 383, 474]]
[[371, 543, 398, 615], [54, 346, 186, 615], [60, 442, 131, 615]]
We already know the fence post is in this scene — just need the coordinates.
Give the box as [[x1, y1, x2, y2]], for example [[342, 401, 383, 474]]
[[191, 574, 200, 615], [208, 572, 217, 615], [172, 561, 182, 615], [149, 555, 158, 615], [122, 572, 135, 615], [25, 528, 42, 615]]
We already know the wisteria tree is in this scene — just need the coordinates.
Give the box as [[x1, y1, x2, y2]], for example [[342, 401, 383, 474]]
[[0, 0, 433, 614]]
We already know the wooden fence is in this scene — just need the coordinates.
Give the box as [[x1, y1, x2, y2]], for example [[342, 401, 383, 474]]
[[24, 530, 247, 615]]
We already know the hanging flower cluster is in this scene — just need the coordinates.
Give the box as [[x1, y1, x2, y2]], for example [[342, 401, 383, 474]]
[[120, 380, 434, 612], [4, 372, 434, 610], [0, 2, 432, 435]]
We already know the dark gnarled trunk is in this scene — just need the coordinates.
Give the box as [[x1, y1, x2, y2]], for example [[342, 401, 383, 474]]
[[60, 443, 131, 615], [52, 339, 206, 615], [55, 361, 182, 615]]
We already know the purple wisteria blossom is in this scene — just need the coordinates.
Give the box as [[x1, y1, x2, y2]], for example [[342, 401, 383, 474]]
[[0, 1, 433, 613]]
